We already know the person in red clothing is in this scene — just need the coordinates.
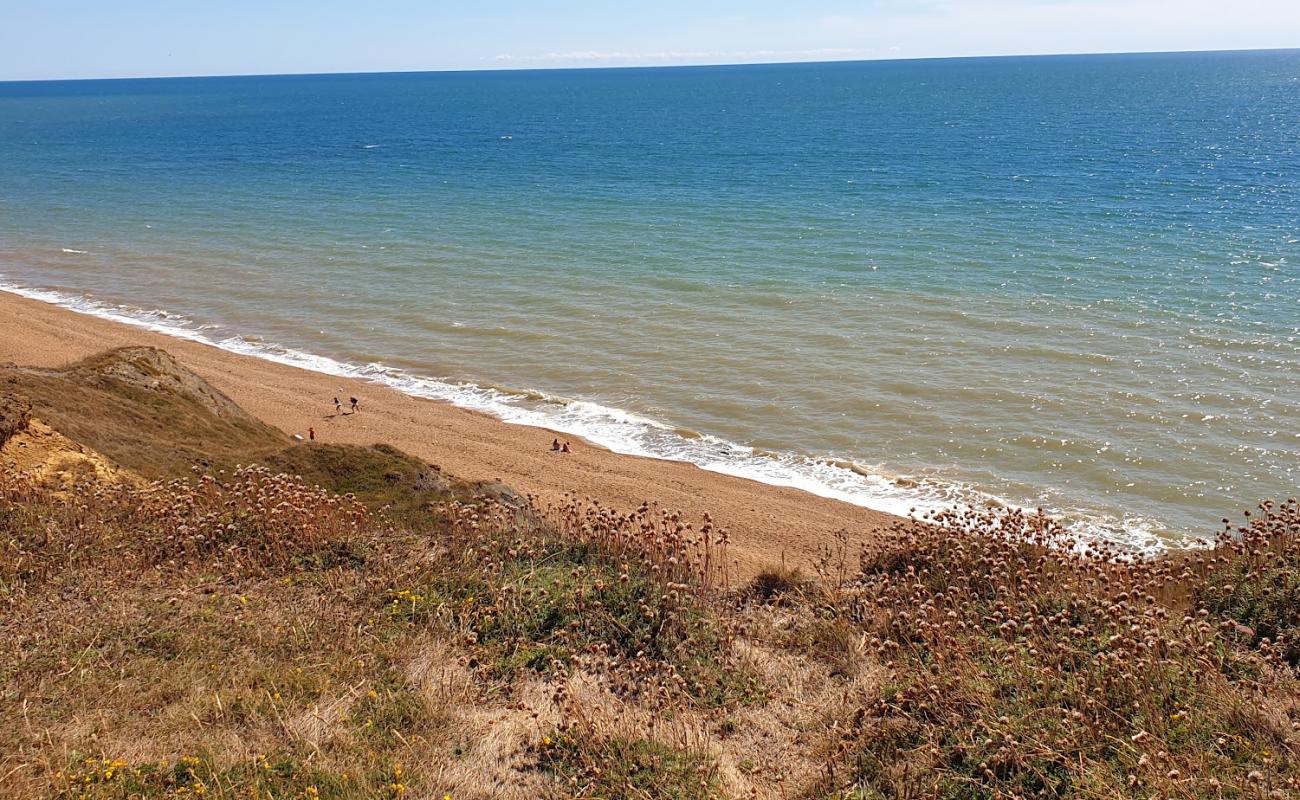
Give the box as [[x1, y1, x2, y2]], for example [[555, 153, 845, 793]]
[[308, 427, 316, 441]]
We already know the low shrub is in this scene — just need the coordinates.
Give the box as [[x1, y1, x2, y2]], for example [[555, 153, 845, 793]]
[[814, 502, 1300, 799]]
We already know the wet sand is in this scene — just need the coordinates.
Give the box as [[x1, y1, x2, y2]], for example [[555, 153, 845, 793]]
[[0, 290, 902, 579]]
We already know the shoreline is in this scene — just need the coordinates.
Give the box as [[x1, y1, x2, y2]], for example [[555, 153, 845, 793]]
[[0, 280, 1185, 553], [0, 281, 968, 524], [0, 288, 906, 578]]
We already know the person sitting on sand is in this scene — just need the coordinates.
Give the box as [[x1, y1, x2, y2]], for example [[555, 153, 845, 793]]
[[561, 441, 571, 453], [551, 438, 561, 451], [350, 396, 359, 413]]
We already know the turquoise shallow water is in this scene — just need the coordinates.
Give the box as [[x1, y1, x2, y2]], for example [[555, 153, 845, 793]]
[[1, 51, 1298, 547]]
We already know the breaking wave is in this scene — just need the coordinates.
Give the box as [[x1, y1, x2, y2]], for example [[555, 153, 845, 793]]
[[0, 280, 1182, 553]]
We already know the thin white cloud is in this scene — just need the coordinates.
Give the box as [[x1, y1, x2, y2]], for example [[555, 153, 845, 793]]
[[490, 47, 871, 65], [489, 0, 1300, 71], [809, 0, 1300, 57]]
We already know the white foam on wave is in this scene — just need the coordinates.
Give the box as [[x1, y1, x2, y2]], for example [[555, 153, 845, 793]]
[[0, 279, 1183, 553], [60, 248, 89, 254]]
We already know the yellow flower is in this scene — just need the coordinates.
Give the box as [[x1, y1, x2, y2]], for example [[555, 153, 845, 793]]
[[102, 759, 128, 780]]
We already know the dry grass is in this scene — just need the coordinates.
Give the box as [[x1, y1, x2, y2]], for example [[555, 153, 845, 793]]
[[0, 458, 764, 799], [2, 353, 1298, 799], [806, 503, 1300, 799], [8, 455, 1295, 799], [0, 393, 29, 449]]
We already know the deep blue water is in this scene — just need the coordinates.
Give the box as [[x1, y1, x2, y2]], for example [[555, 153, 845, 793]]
[[2, 51, 1298, 546]]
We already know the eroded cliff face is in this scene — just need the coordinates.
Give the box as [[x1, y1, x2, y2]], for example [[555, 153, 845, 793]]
[[0, 415, 131, 489], [2, 388, 132, 489], [59, 346, 253, 420]]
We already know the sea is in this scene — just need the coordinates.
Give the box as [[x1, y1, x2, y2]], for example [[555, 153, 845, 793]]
[[1, 50, 1297, 549]]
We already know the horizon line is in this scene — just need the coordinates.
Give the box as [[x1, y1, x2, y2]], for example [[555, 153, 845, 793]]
[[2, 45, 1297, 85]]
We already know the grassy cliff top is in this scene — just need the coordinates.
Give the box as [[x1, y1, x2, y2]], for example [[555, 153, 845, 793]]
[[1, 349, 1298, 800]]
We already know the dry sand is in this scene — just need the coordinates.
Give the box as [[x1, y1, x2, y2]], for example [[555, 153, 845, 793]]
[[0, 290, 902, 578]]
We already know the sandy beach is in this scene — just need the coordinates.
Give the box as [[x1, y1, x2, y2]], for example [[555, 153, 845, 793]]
[[0, 289, 901, 578]]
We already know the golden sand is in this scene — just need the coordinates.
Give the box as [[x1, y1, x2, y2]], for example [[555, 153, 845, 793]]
[[0, 290, 900, 577]]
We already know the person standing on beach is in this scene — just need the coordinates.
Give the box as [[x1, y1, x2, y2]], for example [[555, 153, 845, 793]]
[[309, 427, 315, 441], [333, 397, 342, 413], [350, 396, 359, 413]]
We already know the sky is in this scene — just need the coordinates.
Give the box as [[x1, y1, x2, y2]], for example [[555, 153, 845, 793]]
[[2, 1, 1299, 81]]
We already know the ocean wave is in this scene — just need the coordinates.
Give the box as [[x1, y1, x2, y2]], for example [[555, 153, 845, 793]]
[[60, 248, 89, 254], [0, 280, 1183, 553]]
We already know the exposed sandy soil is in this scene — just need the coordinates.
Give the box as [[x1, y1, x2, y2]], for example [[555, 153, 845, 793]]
[[0, 416, 129, 488]]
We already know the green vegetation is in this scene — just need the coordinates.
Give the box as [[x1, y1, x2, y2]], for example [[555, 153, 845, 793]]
[[264, 442, 522, 527], [540, 733, 720, 800], [51, 753, 369, 800], [1198, 501, 1300, 668], [382, 518, 763, 706]]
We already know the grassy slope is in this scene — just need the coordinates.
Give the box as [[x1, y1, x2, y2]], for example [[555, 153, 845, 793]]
[[1, 347, 518, 515], [1, 348, 1298, 799], [1, 347, 285, 477]]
